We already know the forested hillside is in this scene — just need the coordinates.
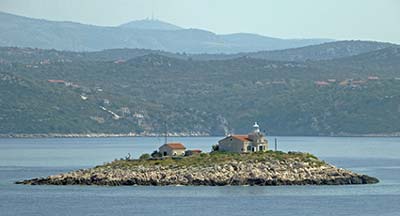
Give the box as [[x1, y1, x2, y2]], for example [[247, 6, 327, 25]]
[[1, 45, 400, 136], [1, 40, 396, 63]]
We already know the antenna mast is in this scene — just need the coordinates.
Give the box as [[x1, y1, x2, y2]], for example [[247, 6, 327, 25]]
[[151, 0, 155, 20], [164, 121, 168, 144]]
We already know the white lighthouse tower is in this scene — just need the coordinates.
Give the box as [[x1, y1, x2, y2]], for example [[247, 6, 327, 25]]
[[253, 122, 260, 133]]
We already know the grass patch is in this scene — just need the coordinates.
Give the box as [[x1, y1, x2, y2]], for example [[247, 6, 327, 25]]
[[97, 151, 325, 170]]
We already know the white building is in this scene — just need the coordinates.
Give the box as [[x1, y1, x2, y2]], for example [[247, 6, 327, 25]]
[[218, 122, 268, 153], [158, 143, 186, 157]]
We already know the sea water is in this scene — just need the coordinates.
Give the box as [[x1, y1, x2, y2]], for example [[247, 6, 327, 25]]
[[0, 136, 400, 216]]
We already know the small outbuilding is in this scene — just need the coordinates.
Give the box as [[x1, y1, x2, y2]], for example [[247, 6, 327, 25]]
[[185, 149, 202, 156], [159, 143, 186, 157]]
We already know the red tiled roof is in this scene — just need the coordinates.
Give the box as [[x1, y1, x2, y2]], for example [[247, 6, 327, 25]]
[[47, 79, 65, 83], [190, 149, 202, 153], [231, 135, 251, 142], [315, 81, 330, 86], [165, 143, 186, 149]]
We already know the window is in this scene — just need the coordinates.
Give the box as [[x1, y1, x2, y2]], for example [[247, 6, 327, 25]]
[[247, 146, 251, 151], [259, 146, 263, 151]]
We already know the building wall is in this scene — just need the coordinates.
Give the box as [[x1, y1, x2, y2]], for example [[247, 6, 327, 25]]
[[185, 150, 202, 156], [171, 149, 185, 156], [218, 134, 269, 153], [159, 145, 185, 157], [248, 133, 269, 151], [218, 137, 248, 153]]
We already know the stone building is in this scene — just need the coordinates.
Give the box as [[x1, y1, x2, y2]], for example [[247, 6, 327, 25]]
[[218, 122, 268, 153], [159, 143, 186, 157]]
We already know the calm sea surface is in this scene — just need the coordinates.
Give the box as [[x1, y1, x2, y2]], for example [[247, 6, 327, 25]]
[[0, 136, 400, 216]]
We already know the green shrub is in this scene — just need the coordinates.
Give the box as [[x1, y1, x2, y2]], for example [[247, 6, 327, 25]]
[[151, 150, 162, 158], [199, 153, 208, 157], [211, 144, 219, 152], [139, 153, 151, 160]]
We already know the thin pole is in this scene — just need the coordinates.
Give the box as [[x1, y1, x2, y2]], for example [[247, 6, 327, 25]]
[[151, 0, 155, 20], [164, 121, 168, 144], [274, 138, 277, 151]]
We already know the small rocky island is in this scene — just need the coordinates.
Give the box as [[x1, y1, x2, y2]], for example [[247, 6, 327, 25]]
[[17, 151, 378, 186], [17, 123, 378, 186]]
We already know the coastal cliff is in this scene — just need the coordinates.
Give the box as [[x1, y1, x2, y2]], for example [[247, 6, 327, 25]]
[[17, 151, 379, 186]]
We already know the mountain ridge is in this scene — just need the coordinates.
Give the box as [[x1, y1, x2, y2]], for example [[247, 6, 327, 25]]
[[1, 45, 400, 135], [0, 40, 397, 63], [0, 11, 333, 53], [119, 19, 183, 30]]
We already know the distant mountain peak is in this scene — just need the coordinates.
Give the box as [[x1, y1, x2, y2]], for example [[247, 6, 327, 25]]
[[119, 19, 183, 31], [0, 11, 333, 53]]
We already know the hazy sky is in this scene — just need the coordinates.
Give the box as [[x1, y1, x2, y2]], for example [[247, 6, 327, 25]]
[[1, 0, 399, 43]]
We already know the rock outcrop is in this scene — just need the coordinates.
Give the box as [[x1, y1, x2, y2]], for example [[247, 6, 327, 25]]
[[16, 152, 379, 186]]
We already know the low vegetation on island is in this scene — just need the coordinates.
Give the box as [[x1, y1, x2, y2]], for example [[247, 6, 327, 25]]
[[17, 151, 379, 186]]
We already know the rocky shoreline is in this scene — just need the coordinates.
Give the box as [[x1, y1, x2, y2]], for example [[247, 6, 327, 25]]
[[2, 132, 400, 138], [16, 152, 379, 186], [0, 132, 210, 138]]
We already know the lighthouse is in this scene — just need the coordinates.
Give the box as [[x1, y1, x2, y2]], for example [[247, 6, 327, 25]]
[[218, 122, 268, 153], [253, 122, 260, 133]]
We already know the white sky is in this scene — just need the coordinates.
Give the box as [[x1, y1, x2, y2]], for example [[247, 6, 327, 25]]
[[1, 0, 399, 43]]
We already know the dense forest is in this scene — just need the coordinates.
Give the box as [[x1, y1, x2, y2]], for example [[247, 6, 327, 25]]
[[1, 42, 400, 136]]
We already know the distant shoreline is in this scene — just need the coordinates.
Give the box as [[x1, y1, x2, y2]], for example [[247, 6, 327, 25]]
[[1, 132, 400, 139], [0, 133, 210, 139]]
